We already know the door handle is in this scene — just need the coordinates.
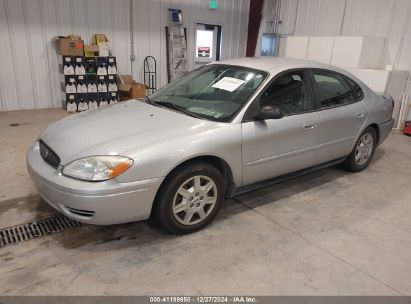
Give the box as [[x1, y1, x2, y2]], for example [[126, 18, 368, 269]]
[[302, 123, 316, 131], [356, 113, 365, 119]]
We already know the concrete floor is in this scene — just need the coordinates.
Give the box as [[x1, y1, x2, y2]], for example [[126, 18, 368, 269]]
[[0, 108, 410, 296]]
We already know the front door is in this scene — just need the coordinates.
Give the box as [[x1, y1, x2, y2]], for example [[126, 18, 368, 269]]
[[242, 70, 319, 186]]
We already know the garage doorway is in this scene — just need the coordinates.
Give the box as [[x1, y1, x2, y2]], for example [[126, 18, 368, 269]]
[[195, 23, 222, 67]]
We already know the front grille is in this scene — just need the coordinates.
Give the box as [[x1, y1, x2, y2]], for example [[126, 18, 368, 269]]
[[64, 206, 95, 218], [39, 140, 60, 169]]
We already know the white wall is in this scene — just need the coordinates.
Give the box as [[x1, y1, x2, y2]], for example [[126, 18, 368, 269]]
[[0, 0, 250, 111], [132, 0, 250, 89], [274, 0, 411, 72], [268, 0, 411, 97]]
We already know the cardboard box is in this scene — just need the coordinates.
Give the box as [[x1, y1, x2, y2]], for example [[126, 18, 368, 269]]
[[118, 75, 147, 100], [52, 35, 84, 56], [84, 45, 100, 57], [92, 34, 109, 45], [92, 34, 111, 56]]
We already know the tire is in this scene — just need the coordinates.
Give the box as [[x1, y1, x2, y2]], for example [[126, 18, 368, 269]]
[[153, 161, 226, 234], [343, 126, 377, 172]]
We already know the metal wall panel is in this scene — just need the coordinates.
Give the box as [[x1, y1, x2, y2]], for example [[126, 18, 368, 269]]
[[294, 0, 345, 35], [0, 0, 250, 111], [278, 0, 411, 71], [131, 0, 250, 88], [341, 0, 395, 38]]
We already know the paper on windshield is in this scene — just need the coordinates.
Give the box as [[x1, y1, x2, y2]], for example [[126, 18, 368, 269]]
[[211, 77, 245, 92]]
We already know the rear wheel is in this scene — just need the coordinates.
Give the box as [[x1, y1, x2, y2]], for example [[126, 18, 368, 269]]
[[153, 162, 226, 234], [343, 126, 376, 172]]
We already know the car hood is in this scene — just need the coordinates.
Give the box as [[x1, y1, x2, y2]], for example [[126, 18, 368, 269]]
[[40, 100, 215, 165]]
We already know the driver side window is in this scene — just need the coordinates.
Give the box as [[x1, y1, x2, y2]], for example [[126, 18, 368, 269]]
[[260, 70, 312, 115]]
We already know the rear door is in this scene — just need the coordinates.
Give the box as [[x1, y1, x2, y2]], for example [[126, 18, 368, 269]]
[[241, 69, 320, 186], [309, 69, 367, 163]]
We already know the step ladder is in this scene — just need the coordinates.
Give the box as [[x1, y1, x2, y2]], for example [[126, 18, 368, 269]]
[[166, 9, 189, 82]]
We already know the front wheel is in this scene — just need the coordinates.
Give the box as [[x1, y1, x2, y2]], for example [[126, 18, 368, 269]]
[[343, 126, 377, 172], [153, 162, 226, 234]]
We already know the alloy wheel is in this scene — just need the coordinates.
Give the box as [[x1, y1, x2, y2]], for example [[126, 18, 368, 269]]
[[355, 133, 374, 166], [172, 175, 218, 225]]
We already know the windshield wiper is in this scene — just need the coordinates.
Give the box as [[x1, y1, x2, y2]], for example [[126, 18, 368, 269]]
[[153, 101, 203, 119]]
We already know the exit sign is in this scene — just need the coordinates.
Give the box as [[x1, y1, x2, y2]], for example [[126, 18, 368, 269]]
[[210, 0, 217, 9]]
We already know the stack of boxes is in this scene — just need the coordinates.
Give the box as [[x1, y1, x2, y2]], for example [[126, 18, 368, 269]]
[[54, 34, 119, 113], [60, 55, 119, 112]]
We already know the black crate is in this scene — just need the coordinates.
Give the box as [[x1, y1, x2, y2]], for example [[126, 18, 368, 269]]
[[85, 57, 97, 74]]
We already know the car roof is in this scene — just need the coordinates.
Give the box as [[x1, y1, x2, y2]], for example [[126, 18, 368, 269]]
[[214, 57, 347, 75]]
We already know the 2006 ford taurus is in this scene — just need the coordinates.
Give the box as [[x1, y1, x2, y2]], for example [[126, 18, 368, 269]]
[[27, 58, 394, 234]]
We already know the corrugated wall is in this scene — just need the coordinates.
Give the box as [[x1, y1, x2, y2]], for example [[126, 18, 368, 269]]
[[131, 0, 250, 89], [0, 0, 249, 111], [276, 0, 411, 71]]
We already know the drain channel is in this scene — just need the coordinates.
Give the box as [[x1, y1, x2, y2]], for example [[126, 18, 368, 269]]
[[0, 216, 82, 248]]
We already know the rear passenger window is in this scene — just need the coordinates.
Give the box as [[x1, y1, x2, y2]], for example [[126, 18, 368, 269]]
[[345, 77, 364, 101], [312, 71, 357, 108]]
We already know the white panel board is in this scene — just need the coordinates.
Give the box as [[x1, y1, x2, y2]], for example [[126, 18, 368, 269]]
[[307, 36, 334, 64], [360, 37, 385, 69], [351, 69, 390, 92], [331, 36, 384, 69], [386, 70, 409, 125], [284, 36, 309, 59]]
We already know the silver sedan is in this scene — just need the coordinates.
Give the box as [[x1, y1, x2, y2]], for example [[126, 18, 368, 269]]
[[27, 58, 394, 234]]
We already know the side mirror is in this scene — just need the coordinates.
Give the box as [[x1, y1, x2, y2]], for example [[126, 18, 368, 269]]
[[256, 105, 283, 120]]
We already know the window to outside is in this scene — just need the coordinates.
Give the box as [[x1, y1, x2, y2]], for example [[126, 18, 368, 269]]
[[312, 71, 357, 108], [261, 33, 278, 56], [260, 71, 312, 115], [149, 64, 267, 122]]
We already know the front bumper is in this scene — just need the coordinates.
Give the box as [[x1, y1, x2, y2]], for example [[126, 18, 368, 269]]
[[26, 142, 164, 225], [378, 118, 394, 145]]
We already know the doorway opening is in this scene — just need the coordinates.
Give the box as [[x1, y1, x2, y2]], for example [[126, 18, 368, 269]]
[[195, 23, 222, 67]]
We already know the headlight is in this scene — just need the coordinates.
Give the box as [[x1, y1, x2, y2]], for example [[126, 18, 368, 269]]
[[62, 156, 133, 181]]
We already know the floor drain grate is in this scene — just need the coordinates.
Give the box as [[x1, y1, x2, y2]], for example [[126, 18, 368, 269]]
[[0, 216, 82, 248]]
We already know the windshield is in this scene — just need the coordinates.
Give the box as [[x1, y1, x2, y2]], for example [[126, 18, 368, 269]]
[[149, 64, 267, 122]]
